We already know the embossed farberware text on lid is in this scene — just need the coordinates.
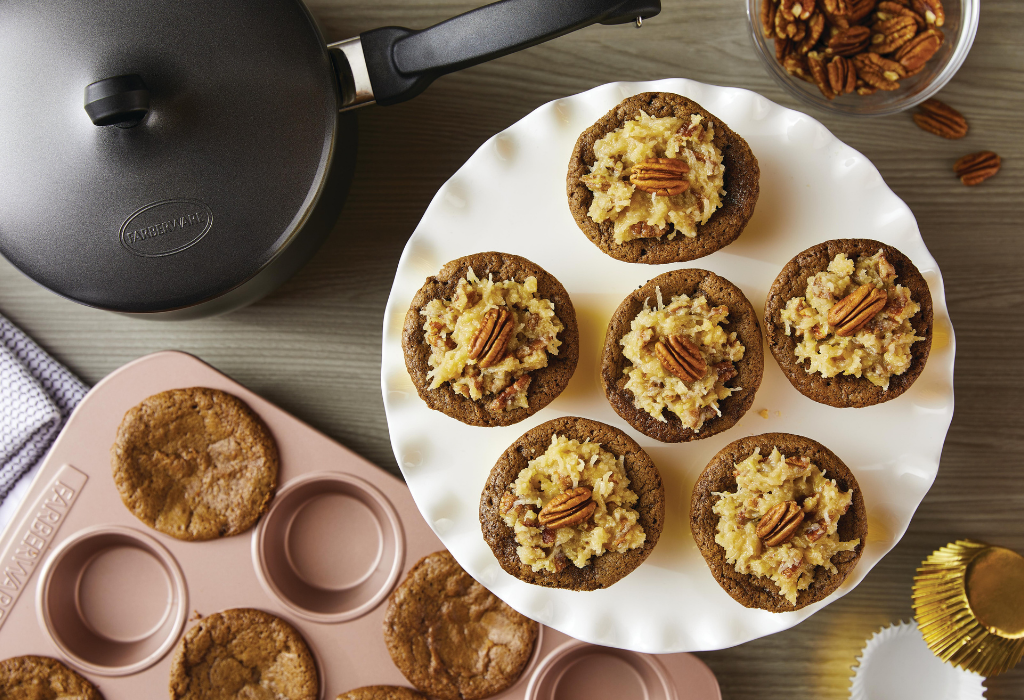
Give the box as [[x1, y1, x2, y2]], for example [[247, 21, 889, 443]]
[[0, 0, 341, 312]]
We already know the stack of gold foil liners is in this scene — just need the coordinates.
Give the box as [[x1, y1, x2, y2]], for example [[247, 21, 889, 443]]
[[912, 540, 1024, 676]]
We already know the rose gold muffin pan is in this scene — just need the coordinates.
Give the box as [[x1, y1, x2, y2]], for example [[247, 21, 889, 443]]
[[0, 351, 720, 699]]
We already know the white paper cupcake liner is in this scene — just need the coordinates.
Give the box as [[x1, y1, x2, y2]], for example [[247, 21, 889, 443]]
[[850, 620, 986, 700]]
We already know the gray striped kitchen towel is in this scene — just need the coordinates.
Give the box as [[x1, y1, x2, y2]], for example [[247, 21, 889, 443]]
[[0, 315, 87, 510]]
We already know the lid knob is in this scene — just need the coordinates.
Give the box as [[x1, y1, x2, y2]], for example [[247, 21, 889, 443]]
[[84, 74, 150, 128]]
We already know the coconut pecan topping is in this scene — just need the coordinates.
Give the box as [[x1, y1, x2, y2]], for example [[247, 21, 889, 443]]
[[827, 283, 888, 336], [538, 487, 597, 529], [629, 158, 690, 196], [655, 334, 708, 382], [756, 501, 805, 547], [468, 307, 514, 368]]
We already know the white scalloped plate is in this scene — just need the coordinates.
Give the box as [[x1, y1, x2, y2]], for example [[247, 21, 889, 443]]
[[380, 79, 955, 653]]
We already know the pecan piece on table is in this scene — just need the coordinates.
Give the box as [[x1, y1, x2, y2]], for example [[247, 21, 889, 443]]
[[629, 158, 690, 196], [655, 335, 708, 382], [756, 501, 805, 547], [953, 151, 1001, 186], [469, 307, 514, 368], [538, 487, 597, 529], [828, 283, 888, 336], [912, 98, 968, 139], [826, 25, 871, 56]]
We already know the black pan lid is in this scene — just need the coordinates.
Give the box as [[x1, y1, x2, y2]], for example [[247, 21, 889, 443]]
[[0, 0, 340, 312]]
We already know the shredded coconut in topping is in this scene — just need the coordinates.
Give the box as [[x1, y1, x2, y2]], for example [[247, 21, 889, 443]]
[[713, 447, 860, 605], [780, 250, 924, 389], [502, 435, 645, 572], [421, 269, 562, 411], [620, 289, 744, 431], [581, 111, 726, 244]]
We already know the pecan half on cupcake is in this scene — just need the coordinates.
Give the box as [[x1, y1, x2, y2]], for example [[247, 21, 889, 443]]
[[764, 238, 933, 407], [567, 92, 759, 264], [480, 417, 664, 590], [402, 252, 578, 426], [690, 433, 867, 612], [601, 269, 763, 442]]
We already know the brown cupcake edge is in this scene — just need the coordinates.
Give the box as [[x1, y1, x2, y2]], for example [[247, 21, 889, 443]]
[[601, 268, 764, 442], [566, 92, 760, 264], [689, 432, 868, 612], [479, 416, 665, 591], [402, 252, 579, 427], [764, 238, 934, 408]]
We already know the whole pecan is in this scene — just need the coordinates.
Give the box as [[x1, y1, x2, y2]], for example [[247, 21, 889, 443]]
[[911, 0, 944, 26], [953, 151, 1001, 186], [876, 1, 925, 30], [776, 37, 794, 62], [775, 7, 808, 41], [822, 0, 849, 15], [797, 11, 826, 53], [846, 0, 876, 22], [630, 158, 690, 196], [827, 55, 857, 95], [895, 28, 943, 72], [807, 51, 835, 99], [828, 283, 888, 335], [655, 335, 708, 382], [912, 99, 968, 139], [871, 15, 918, 54], [781, 0, 816, 22], [761, 0, 776, 37], [538, 487, 596, 529], [853, 52, 903, 91], [826, 25, 871, 56], [756, 501, 805, 547], [784, 54, 814, 82], [468, 307, 514, 368]]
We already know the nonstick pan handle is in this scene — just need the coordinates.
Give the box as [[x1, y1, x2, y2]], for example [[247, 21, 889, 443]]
[[339, 0, 661, 108]]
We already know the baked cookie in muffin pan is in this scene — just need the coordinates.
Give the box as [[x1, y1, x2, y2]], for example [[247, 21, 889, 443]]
[[567, 92, 760, 264], [111, 386, 279, 541], [402, 252, 579, 427], [382, 551, 539, 700], [764, 238, 933, 408], [480, 416, 664, 591], [0, 655, 104, 700], [602, 268, 763, 442], [690, 433, 867, 612]]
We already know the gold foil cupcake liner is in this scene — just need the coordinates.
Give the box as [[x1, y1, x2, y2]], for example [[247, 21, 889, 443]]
[[912, 540, 1024, 676]]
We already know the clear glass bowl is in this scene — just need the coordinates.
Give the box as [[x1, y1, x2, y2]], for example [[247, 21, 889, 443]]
[[746, 0, 979, 116]]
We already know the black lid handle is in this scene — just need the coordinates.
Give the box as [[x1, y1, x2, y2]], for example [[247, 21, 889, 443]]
[[84, 74, 150, 128], [359, 0, 661, 107]]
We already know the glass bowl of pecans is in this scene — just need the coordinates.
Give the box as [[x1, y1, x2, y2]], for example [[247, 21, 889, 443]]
[[747, 0, 980, 116]]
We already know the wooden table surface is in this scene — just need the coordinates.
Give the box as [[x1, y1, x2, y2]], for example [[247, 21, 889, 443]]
[[2, 0, 1021, 696]]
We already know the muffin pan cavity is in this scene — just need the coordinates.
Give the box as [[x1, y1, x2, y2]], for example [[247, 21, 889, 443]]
[[36, 525, 187, 676], [526, 642, 676, 700], [254, 472, 405, 622]]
